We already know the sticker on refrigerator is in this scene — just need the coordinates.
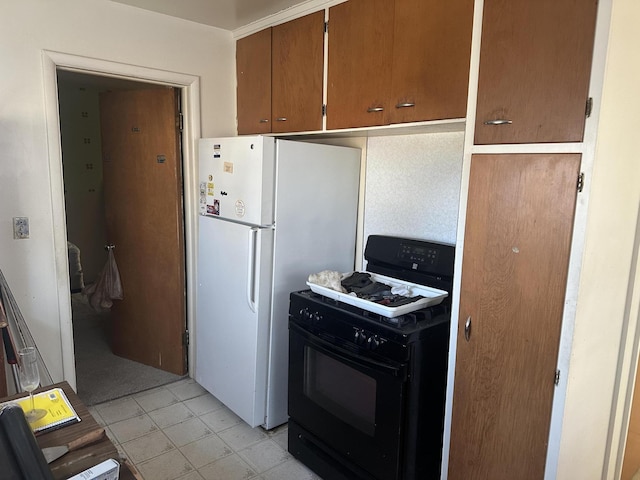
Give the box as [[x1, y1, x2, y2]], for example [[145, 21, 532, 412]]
[[235, 200, 246, 218], [224, 162, 234, 174], [207, 200, 220, 216], [213, 144, 221, 158], [199, 182, 207, 214]]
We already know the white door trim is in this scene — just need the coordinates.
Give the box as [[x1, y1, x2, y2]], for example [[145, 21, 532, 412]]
[[41, 50, 201, 389]]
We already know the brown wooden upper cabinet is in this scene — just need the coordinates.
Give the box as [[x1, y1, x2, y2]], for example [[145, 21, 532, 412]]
[[474, 0, 598, 145], [236, 12, 324, 135], [327, 0, 473, 130], [271, 11, 324, 133], [237, 28, 272, 135]]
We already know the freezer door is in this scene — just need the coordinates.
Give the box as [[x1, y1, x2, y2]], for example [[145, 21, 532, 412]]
[[199, 137, 276, 226], [196, 216, 274, 427]]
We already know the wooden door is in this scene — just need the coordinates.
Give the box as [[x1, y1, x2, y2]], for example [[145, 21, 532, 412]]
[[474, 0, 598, 144], [236, 28, 272, 135], [327, 0, 394, 130], [271, 11, 324, 133], [449, 154, 581, 479], [99, 88, 186, 376], [622, 363, 640, 479], [386, 0, 473, 124]]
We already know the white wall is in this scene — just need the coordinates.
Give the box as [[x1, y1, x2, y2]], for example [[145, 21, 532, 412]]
[[0, 0, 236, 382], [556, 0, 640, 477], [363, 132, 464, 247]]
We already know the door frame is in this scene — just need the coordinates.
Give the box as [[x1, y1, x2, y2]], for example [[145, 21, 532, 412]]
[[42, 50, 201, 389]]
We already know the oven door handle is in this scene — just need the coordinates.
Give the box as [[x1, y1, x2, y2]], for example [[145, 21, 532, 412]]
[[290, 322, 406, 378]]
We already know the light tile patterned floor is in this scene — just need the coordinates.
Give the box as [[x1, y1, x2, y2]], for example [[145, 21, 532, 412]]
[[88, 378, 322, 480]]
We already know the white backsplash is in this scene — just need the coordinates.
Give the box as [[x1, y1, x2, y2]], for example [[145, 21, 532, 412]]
[[363, 131, 464, 252]]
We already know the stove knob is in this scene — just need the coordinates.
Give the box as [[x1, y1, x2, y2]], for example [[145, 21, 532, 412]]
[[367, 335, 381, 350], [354, 329, 367, 345], [312, 312, 322, 324]]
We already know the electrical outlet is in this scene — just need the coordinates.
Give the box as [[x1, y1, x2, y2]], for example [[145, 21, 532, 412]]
[[13, 217, 29, 239]]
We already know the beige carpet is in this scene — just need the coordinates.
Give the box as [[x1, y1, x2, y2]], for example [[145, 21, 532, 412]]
[[72, 293, 184, 406]]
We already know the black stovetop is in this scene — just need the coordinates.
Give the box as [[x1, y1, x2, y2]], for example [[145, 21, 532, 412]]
[[290, 289, 450, 344]]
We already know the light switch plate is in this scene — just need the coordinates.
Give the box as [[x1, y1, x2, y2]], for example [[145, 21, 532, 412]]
[[13, 217, 29, 239]]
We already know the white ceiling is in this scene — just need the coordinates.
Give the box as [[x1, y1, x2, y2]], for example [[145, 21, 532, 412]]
[[109, 0, 309, 31]]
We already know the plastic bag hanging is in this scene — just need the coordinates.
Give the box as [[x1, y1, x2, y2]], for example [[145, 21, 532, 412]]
[[83, 246, 123, 312]]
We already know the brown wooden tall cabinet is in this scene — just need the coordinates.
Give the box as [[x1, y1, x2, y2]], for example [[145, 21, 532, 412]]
[[448, 153, 581, 479], [447, 0, 599, 478]]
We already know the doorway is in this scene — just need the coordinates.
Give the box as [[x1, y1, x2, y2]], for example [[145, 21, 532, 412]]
[[57, 71, 186, 405]]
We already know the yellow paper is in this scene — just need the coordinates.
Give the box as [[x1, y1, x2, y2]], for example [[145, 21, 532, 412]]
[[6, 388, 80, 433]]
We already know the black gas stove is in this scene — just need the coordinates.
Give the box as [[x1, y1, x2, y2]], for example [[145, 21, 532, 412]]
[[288, 235, 455, 480]]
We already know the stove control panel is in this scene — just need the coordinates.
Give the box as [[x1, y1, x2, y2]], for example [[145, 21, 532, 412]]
[[290, 291, 412, 362], [398, 243, 440, 266], [353, 327, 386, 351], [364, 235, 455, 280], [299, 308, 322, 324]]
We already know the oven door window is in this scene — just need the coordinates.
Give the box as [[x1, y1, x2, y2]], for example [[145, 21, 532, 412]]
[[304, 346, 376, 436]]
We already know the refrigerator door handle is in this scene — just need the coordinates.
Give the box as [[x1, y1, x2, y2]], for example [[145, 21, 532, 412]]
[[247, 227, 260, 312]]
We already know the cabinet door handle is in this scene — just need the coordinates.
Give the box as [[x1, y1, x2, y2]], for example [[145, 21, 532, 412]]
[[464, 316, 472, 342], [259, 119, 269, 123], [395, 102, 415, 109], [275, 117, 287, 122], [367, 107, 384, 113], [483, 119, 513, 125]]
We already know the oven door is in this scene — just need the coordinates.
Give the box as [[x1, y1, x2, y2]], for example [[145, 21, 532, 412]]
[[288, 321, 407, 480]]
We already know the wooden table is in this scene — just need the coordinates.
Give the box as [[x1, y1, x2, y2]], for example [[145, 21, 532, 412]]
[[2, 381, 137, 479]]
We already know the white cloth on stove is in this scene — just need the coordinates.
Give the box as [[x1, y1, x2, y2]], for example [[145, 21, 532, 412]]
[[307, 270, 346, 293]]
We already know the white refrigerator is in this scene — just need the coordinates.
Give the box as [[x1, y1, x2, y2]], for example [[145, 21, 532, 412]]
[[196, 136, 360, 429]]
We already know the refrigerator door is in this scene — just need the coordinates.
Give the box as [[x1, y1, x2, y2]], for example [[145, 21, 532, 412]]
[[196, 215, 274, 427], [199, 136, 276, 227], [263, 139, 361, 428]]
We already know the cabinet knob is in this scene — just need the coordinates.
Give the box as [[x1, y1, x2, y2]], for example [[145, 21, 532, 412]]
[[483, 119, 513, 125], [367, 107, 384, 113], [276, 117, 287, 122], [464, 316, 472, 342], [259, 119, 269, 123], [395, 102, 415, 109]]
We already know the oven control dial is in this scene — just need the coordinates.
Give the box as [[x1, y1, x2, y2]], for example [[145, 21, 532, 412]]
[[367, 335, 386, 351], [353, 328, 368, 346]]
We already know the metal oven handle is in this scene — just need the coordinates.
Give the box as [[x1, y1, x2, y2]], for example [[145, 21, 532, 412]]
[[290, 322, 406, 378]]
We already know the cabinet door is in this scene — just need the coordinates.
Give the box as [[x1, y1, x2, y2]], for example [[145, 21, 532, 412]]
[[271, 11, 325, 133], [449, 154, 581, 479], [236, 28, 272, 135], [386, 0, 473, 124], [327, 0, 394, 130], [474, 0, 598, 144]]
